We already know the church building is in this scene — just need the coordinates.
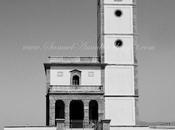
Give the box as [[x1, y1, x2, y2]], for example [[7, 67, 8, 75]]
[[44, 0, 138, 128], [44, 57, 105, 128], [4, 0, 175, 130]]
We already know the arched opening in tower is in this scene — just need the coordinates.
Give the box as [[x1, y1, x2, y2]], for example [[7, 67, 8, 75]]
[[55, 100, 65, 125], [70, 100, 84, 128], [89, 100, 98, 124]]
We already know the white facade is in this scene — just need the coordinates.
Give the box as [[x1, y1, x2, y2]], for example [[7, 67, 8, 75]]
[[105, 97, 136, 125], [4, 127, 56, 130], [105, 66, 134, 95], [4, 127, 94, 130], [110, 126, 175, 130], [104, 35, 134, 64], [104, 0, 134, 5], [5, 126, 175, 130], [104, 5, 133, 34], [50, 66, 102, 86]]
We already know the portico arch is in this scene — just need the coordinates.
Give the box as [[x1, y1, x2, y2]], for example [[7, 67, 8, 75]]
[[70, 100, 84, 128]]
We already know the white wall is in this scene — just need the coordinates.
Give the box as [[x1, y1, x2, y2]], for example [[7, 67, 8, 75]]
[[105, 66, 134, 95], [104, 0, 133, 5], [104, 5, 133, 34], [50, 68, 70, 85], [4, 127, 56, 130], [5, 126, 175, 130], [50, 67, 101, 86], [81, 69, 101, 86], [110, 126, 175, 130], [105, 97, 136, 126], [104, 35, 134, 64], [110, 127, 149, 130]]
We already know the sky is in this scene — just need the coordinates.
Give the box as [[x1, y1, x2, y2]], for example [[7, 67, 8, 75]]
[[0, 0, 175, 129]]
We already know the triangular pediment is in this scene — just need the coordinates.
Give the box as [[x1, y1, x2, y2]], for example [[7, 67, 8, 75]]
[[70, 69, 81, 73]]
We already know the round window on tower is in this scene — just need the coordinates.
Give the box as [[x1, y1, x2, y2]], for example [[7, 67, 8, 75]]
[[115, 10, 122, 17], [115, 40, 123, 47]]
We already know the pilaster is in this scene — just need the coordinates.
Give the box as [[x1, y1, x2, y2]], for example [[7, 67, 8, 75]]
[[49, 96, 56, 126], [98, 99, 105, 121], [84, 100, 90, 128]]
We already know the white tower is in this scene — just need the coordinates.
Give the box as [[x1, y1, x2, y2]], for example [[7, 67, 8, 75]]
[[98, 0, 138, 127]]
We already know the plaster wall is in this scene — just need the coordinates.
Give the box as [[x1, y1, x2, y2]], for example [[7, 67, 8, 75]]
[[105, 66, 134, 95], [104, 35, 134, 64], [50, 67, 101, 86], [110, 126, 175, 130], [4, 127, 56, 130], [105, 97, 136, 125], [104, 5, 133, 34], [104, 0, 134, 5]]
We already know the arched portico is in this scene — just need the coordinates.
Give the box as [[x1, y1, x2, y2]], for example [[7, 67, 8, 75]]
[[69, 100, 84, 128], [89, 100, 98, 124], [55, 100, 65, 125]]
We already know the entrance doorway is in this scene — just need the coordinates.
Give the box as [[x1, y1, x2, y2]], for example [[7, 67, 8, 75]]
[[70, 100, 84, 128]]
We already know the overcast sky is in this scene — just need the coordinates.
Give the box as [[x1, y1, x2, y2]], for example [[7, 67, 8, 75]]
[[0, 0, 175, 129]]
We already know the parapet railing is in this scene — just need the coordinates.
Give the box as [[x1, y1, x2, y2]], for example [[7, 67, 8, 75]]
[[48, 57, 100, 63], [49, 85, 103, 93]]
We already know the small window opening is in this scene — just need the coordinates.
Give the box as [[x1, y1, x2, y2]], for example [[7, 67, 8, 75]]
[[115, 39, 123, 47], [72, 75, 80, 85], [115, 10, 122, 17]]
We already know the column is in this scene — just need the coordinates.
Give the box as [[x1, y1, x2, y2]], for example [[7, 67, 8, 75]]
[[65, 100, 70, 128]]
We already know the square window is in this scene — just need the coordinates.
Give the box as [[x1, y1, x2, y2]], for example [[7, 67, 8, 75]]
[[57, 72, 63, 77], [88, 72, 94, 77]]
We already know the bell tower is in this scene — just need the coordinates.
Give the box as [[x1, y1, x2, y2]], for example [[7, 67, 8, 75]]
[[98, 0, 138, 126]]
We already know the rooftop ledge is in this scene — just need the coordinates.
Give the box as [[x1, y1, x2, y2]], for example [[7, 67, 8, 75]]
[[48, 56, 100, 63]]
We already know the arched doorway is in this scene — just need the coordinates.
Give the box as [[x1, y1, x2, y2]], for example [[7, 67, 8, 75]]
[[70, 100, 84, 128], [89, 100, 98, 124], [55, 100, 65, 125]]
